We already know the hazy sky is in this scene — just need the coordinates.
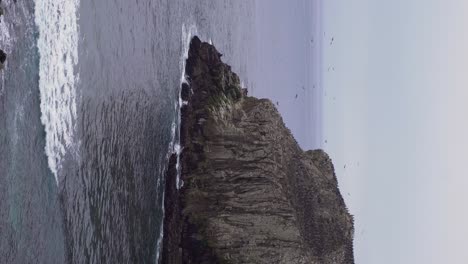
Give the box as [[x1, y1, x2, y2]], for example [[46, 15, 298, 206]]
[[253, 0, 321, 150], [323, 0, 468, 263], [254, 0, 468, 263]]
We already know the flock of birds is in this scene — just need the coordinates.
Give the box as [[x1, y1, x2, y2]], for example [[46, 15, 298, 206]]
[[275, 34, 362, 204], [276, 34, 337, 138]]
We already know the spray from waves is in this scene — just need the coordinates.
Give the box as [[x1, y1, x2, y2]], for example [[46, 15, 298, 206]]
[[35, 0, 80, 184], [167, 23, 200, 192], [155, 23, 204, 263], [0, 12, 9, 95], [174, 23, 200, 190], [0, 1, 17, 95]]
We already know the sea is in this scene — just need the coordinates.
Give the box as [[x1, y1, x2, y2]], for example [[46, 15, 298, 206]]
[[0, 0, 255, 263]]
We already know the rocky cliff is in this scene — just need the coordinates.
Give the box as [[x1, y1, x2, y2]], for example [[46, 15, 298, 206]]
[[162, 36, 354, 264]]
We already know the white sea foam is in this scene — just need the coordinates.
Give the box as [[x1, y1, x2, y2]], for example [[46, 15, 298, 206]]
[[0, 14, 9, 95], [0, 1, 19, 94], [156, 24, 211, 263], [154, 159, 166, 263], [0, 18, 12, 52], [180, 24, 199, 85], [172, 24, 200, 190], [35, 0, 80, 184]]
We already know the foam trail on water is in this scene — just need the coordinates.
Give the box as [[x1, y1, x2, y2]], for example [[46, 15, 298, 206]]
[[35, 0, 80, 184], [154, 158, 167, 263]]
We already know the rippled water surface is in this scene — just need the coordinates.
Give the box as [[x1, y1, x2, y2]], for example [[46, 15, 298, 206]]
[[0, 0, 254, 262]]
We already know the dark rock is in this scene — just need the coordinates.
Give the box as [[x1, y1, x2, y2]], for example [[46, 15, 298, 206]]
[[181, 83, 190, 101], [161, 154, 183, 264], [0, 49, 5, 70], [162, 36, 354, 264], [241, 88, 248, 96], [0, 49, 6, 64]]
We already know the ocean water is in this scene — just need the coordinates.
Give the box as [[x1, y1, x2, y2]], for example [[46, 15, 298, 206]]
[[0, 0, 254, 263]]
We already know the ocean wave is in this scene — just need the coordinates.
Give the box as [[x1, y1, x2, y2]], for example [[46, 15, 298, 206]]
[[35, 0, 80, 184], [0, 11, 9, 95], [0, 0, 23, 94], [0, 1, 18, 53], [0, 18, 12, 51]]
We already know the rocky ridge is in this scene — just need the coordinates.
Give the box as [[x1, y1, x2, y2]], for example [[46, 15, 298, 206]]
[[162, 36, 354, 264]]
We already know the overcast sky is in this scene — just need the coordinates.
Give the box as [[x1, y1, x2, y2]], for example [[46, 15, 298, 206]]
[[254, 1, 468, 263], [323, 0, 468, 263], [253, 0, 321, 150]]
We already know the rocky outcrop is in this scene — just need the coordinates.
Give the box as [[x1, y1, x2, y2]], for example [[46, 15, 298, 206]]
[[0, 49, 5, 70], [162, 36, 354, 264]]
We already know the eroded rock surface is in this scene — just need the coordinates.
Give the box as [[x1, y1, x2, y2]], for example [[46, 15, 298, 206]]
[[162, 36, 354, 264]]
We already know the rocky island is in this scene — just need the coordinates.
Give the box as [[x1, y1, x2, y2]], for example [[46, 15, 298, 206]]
[[162, 36, 354, 264]]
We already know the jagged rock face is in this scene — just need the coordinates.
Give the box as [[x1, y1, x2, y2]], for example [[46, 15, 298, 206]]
[[162, 36, 354, 264]]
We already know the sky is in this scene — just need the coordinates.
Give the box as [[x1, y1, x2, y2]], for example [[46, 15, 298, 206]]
[[253, 0, 321, 150], [323, 0, 468, 263], [255, 1, 468, 263]]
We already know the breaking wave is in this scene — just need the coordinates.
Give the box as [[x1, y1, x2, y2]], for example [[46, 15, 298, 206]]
[[155, 23, 202, 263], [173, 23, 199, 190], [35, 0, 80, 184]]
